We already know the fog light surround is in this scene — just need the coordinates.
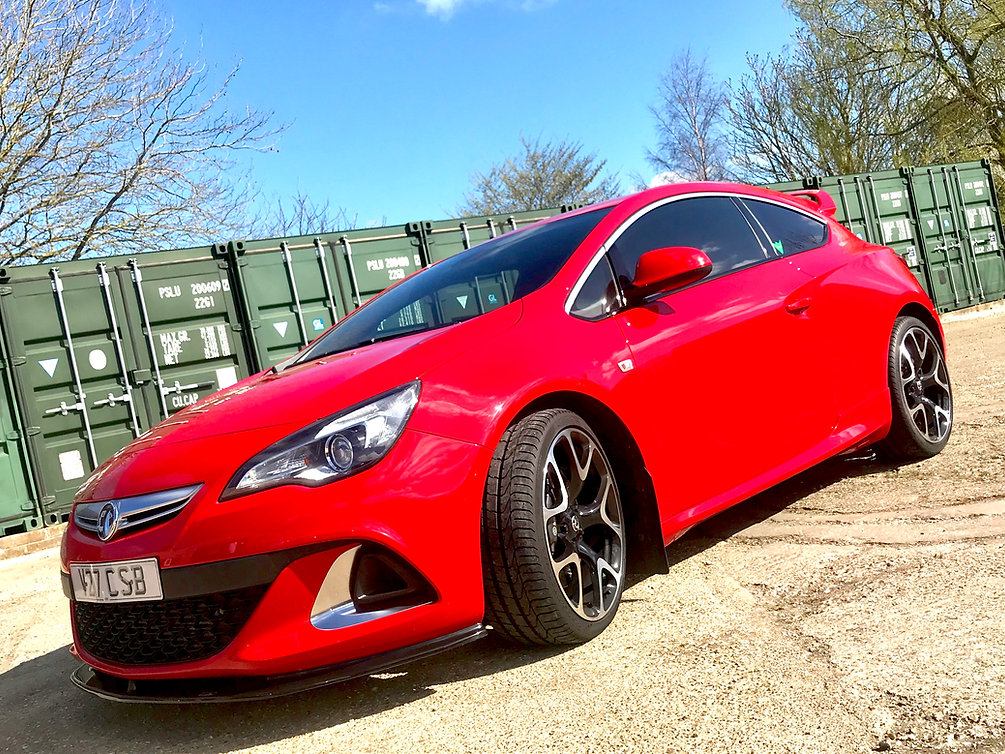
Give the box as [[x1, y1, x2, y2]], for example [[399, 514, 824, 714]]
[[310, 545, 436, 631]]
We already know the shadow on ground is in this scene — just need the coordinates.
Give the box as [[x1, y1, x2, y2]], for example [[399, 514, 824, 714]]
[[0, 635, 568, 754], [0, 453, 902, 753]]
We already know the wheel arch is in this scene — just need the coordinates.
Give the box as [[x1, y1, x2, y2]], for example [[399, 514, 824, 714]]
[[513, 391, 669, 578], [896, 301, 946, 353]]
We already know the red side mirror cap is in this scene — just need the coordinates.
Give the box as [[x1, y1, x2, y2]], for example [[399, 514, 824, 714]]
[[630, 246, 713, 300]]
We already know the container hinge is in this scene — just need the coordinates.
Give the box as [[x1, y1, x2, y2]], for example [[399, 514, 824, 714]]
[[0, 286, 11, 296], [129, 369, 152, 384], [26, 427, 40, 437], [12, 356, 26, 367], [5, 431, 19, 441], [42, 495, 56, 505]]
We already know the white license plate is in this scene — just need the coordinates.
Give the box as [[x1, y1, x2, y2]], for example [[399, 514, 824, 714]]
[[71, 558, 163, 603]]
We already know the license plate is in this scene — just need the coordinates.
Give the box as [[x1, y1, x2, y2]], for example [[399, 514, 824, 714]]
[[71, 558, 163, 603]]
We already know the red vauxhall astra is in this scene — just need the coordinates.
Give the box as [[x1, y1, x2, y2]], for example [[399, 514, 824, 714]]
[[61, 183, 952, 701]]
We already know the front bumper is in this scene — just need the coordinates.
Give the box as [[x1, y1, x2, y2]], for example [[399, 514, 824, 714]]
[[62, 428, 492, 685]]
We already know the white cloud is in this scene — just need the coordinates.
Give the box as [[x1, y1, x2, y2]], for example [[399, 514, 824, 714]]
[[415, 0, 556, 19], [649, 170, 690, 187], [417, 0, 467, 17]]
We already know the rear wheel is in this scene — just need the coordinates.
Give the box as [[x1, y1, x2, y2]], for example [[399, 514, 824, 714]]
[[877, 316, 952, 461], [482, 409, 625, 645]]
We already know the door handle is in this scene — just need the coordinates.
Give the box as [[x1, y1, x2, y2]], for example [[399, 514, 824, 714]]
[[785, 297, 813, 314]]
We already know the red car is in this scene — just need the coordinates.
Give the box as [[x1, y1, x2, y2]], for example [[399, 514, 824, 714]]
[[61, 183, 952, 701]]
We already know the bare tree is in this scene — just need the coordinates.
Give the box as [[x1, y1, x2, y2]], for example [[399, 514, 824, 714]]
[[259, 191, 358, 238], [790, 0, 1005, 174], [0, 0, 280, 265], [731, 0, 1005, 184], [460, 136, 620, 215], [647, 50, 734, 182]]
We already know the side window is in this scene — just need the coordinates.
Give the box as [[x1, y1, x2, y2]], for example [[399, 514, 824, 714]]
[[608, 196, 767, 287], [570, 257, 620, 320], [741, 199, 828, 256]]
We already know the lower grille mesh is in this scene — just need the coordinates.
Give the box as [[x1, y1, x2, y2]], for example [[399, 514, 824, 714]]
[[74, 586, 268, 666]]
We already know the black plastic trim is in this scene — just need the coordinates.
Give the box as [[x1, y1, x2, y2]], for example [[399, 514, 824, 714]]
[[71, 624, 488, 703], [64, 542, 334, 602]]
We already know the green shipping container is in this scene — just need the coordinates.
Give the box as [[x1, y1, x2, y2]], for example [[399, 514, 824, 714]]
[[0, 246, 254, 521], [225, 236, 351, 371], [0, 299, 42, 534], [907, 163, 1005, 310], [422, 207, 568, 264], [765, 160, 1005, 311]]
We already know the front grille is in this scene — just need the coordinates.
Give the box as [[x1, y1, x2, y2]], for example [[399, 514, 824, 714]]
[[74, 585, 268, 666]]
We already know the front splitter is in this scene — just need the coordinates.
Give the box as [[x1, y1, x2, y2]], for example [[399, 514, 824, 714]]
[[72, 624, 487, 703]]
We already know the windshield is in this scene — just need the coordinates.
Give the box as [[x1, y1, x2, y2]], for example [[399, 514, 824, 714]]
[[294, 207, 612, 362]]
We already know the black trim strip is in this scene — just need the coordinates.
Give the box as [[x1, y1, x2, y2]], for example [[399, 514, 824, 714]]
[[71, 624, 488, 703], [63, 542, 335, 601]]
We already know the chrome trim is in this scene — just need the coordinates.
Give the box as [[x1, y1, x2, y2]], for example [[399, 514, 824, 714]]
[[74, 484, 202, 541], [564, 189, 825, 314], [309, 545, 428, 630]]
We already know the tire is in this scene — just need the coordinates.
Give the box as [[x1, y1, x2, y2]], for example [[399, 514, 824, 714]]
[[481, 409, 626, 646], [876, 316, 953, 461]]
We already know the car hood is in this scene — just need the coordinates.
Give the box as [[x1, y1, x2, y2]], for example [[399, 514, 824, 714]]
[[74, 302, 523, 502]]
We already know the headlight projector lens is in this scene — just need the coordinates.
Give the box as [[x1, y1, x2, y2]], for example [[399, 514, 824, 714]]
[[325, 434, 354, 472]]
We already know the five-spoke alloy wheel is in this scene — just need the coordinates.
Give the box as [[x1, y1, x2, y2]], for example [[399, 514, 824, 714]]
[[482, 409, 625, 645]]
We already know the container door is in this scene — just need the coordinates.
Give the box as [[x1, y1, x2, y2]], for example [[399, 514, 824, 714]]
[[332, 224, 427, 307], [0, 267, 148, 522], [232, 237, 350, 370], [115, 254, 253, 426], [948, 162, 1005, 304], [909, 165, 985, 310]]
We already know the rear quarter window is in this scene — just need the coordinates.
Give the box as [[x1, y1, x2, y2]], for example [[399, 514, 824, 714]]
[[741, 198, 829, 256]]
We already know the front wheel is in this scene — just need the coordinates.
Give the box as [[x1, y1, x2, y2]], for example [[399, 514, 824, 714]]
[[482, 409, 626, 646], [877, 316, 953, 461]]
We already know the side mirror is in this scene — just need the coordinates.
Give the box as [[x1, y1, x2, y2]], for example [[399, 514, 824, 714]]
[[628, 246, 713, 301]]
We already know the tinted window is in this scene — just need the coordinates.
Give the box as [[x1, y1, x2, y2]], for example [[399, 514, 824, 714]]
[[741, 199, 828, 256], [608, 197, 766, 286], [570, 257, 620, 320], [295, 207, 612, 361]]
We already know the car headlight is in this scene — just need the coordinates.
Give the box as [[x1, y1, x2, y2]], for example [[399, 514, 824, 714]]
[[221, 381, 420, 500]]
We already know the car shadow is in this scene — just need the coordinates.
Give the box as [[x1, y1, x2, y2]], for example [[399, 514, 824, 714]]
[[664, 451, 901, 568], [0, 453, 900, 753], [0, 634, 569, 754]]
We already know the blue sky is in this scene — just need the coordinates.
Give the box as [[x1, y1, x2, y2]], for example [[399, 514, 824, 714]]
[[163, 0, 798, 227]]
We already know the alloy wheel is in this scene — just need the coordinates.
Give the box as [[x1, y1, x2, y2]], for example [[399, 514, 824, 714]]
[[899, 326, 952, 444], [542, 428, 624, 621]]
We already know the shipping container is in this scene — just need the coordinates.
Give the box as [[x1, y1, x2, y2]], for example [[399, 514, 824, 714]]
[[765, 160, 1005, 312], [0, 246, 253, 521], [2, 166, 1000, 538], [422, 207, 569, 263], [220, 237, 350, 371]]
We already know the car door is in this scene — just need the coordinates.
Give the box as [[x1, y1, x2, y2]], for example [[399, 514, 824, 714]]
[[608, 195, 838, 520], [737, 196, 878, 419]]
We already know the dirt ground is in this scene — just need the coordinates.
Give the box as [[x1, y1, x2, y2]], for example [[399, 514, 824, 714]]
[[1, 308, 1003, 754]]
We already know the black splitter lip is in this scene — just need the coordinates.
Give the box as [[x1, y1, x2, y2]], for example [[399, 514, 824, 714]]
[[71, 624, 487, 703]]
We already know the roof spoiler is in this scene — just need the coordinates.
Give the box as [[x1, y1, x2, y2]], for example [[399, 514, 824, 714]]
[[784, 189, 837, 218]]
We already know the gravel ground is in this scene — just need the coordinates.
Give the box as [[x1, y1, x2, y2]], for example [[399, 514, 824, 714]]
[[1, 309, 1003, 754]]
